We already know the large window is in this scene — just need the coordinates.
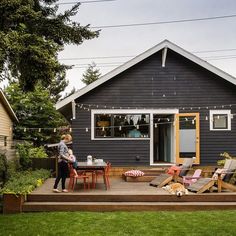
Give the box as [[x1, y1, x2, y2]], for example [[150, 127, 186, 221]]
[[210, 110, 231, 131], [94, 113, 150, 138]]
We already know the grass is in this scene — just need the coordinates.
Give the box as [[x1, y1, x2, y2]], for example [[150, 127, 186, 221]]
[[0, 211, 236, 236]]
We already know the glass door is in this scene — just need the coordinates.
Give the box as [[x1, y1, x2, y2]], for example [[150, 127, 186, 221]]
[[175, 113, 200, 164]]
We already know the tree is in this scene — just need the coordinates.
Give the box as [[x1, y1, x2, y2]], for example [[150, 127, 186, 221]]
[[4, 82, 68, 146], [82, 62, 101, 85], [0, 0, 99, 91]]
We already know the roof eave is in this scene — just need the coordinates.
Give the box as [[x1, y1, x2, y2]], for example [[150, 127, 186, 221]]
[[56, 39, 236, 111], [0, 89, 19, 122]]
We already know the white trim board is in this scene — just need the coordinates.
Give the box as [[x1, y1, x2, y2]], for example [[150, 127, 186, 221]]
[[56, 39, 236, 111]]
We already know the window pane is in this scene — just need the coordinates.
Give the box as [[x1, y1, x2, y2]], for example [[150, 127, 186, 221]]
[[95, 114, 111, 137], [127, 114, 149, 138], [114, 115, 128, 137], [213, 114, 228, 129]]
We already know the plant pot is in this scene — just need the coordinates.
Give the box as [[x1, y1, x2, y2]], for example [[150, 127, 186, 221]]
[[3, 193, 25, 214]]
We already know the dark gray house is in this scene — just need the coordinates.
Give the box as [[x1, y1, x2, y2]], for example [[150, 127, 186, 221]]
[[56, 40, 236, 167]]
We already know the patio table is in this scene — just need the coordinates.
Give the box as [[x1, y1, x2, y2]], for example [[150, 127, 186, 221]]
[[76, 162, 107, 189]]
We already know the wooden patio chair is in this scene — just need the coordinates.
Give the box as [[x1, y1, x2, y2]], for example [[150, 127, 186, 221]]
[[149, 157, 194, 188], [67, 164, 90, 191], [188, 159, 236, 194]]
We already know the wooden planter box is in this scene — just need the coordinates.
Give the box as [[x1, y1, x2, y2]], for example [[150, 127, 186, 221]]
[[3, 194, 25, 214]]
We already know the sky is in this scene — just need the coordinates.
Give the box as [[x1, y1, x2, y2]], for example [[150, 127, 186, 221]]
[[59, 0, 236, 95]]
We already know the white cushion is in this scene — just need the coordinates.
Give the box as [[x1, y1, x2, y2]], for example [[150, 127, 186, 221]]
[[124, 170, 145, 177]]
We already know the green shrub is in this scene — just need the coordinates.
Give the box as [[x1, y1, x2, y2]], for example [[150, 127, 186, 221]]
[[29, 146, 48, 159], [0, 153, 7, 186], [17, 142, 48, 170], [0, 169, 50, 196]]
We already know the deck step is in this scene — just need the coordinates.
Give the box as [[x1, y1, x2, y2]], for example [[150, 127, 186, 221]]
[[27, 193, 236, 202], [23, 201, 236, 212]]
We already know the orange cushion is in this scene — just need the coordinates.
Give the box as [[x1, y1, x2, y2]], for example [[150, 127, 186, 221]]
[[167, 166, 181, 176]]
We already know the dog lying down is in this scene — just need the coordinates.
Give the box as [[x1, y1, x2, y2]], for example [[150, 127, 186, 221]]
[[162, 183, 189, 197]]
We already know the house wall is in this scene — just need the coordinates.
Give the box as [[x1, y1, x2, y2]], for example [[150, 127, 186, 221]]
[[0, 100, 13, 149], [72, 49, 236, 166]]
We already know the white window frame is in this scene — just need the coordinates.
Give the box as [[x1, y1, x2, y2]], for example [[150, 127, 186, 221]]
[[91, 109, 151, 140], [209, 110, 231, 131]]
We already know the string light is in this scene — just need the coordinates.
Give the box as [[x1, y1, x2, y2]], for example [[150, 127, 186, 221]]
[[13, 111, 235, 133], [76, 102, 236, 111]]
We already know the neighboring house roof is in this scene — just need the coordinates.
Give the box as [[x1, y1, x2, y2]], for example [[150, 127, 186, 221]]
[[0, 89, 18, 122], [56, 39, 236, 112]]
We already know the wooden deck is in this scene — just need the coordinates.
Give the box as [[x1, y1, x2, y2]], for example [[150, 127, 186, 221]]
[[22, 177, 236, 212]]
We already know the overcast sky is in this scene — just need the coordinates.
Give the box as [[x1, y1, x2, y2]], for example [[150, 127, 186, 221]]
[[59, 0, 236, 95]]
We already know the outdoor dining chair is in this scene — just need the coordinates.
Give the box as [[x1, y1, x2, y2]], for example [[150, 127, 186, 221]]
[[68, 164, 90, 191], [95, 162, 111, 190]]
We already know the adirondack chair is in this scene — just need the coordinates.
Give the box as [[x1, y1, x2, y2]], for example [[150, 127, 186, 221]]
[[149, 157, 194, 188], [188, 159, 236, 194], [182, 169, 202, 186]]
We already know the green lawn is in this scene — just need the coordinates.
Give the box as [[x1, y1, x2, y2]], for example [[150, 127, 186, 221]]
[[0, 211, 236, 236]]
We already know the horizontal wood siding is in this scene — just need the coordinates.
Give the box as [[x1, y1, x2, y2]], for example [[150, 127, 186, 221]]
[[0, 101, 13, 149], [72, 50, 236, 166], [72, 110, 149, 166]]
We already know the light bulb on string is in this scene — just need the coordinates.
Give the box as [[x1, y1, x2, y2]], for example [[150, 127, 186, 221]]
[[154, 123, 158, 128], [205, 116, 208, 121], [38, 128, 41, 133], [53, 128, 56, 133], [86, 128, 89, 132]]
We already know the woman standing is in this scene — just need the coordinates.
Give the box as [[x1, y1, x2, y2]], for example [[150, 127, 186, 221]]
[[53, 134, 72, 193]]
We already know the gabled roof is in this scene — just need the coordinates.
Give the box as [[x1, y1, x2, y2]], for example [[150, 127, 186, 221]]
[[56, 39, 236, 111], [0, 89, 18, 122]]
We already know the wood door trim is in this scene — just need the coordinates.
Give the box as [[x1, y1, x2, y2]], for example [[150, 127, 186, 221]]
[[175, 113, 200, 164]]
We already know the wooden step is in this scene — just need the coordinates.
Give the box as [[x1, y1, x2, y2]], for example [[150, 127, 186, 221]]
[[23, 201, 236, 212], [27, 193, 236, 202]]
